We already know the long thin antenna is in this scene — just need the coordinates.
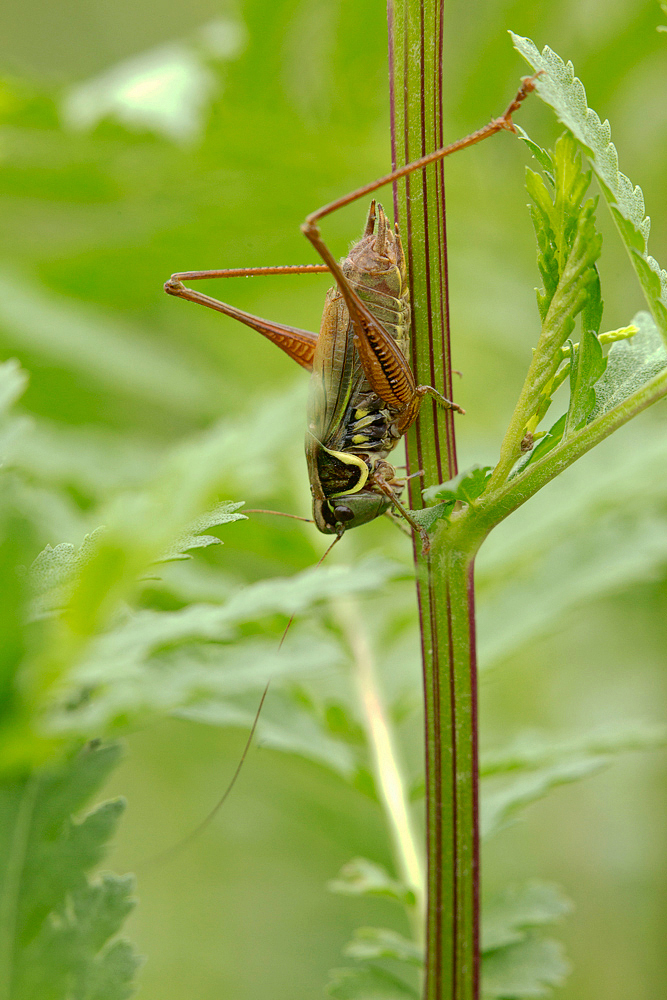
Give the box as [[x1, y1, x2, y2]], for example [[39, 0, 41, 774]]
[[142, 530, 344, 869]]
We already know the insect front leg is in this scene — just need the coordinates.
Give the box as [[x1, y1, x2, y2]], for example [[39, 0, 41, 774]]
[[372, 463, 431, 554]]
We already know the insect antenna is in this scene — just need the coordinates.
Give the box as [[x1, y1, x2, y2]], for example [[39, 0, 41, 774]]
[[244, 508, 314, 523], [140, 530, 344, 869]]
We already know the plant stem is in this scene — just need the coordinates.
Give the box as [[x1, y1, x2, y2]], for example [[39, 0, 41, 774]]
[[389, 3, 480, 997], [335, 598, 425, 942], [475, 365, 667, 533]]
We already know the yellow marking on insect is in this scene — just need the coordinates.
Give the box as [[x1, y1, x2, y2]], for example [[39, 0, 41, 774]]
[[352, 434, 369, 444], [321, 445, 369, 496], [352, 415, 376, 429], [354, 408, 369, 419]]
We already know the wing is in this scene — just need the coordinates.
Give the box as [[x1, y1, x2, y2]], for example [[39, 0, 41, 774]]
[[306, 286, 366, 451]]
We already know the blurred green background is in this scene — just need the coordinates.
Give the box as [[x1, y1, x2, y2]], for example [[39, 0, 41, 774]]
[[1, 0, 666, 997]]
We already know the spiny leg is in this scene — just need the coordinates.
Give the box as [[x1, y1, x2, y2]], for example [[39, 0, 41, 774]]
[[165, 264, 329, 371], [302, 213, 464, 418], [300, 75, 539, 416], [373, 476, 431, 554], [304, 74, 541, 227]]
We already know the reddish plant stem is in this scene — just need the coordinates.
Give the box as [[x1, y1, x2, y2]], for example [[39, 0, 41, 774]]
[[388, 3, 480, 998]]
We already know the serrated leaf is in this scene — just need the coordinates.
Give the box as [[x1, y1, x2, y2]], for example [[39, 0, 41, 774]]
[[328, 858, 415, 907], [423, 465, 492, 505], [178, 687, 357, 779], [481, 756, 607, 840], [591, 311, 667, 418], [29, 528, 107, 614], [343, 928, 423, 966], [405, 502, 455, 532], [480, 725, 667, 778], [512, 34, 667, 342], [524, 133, 599, 327], [0, 742, 140, 1000], [156, 501, 247, 562], [482, 883, 572, 953], [326, 965, 419, 1000], [516, 128, 555, 185], [482, 935, 569, 999], [68, 555, 400, 678]]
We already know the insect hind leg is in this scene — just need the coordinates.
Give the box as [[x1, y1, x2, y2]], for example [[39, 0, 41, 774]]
[[164, 264, 329, 371]]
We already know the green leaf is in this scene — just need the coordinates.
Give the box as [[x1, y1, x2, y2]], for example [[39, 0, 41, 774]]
[[481, 935, 570, 999], [405, 502, 455, 532], [178, 686, 357, 779], [155, 501, 247, 562], [29, 528, 107, 614], [343, 928, 423, 966], [591, 311, 667, 419], [62, 44, 219, 145], [326, 965, 418, 1000], [422, 465, 493, 505], [478, 418, 667, 668], [482, 883, 572, 953], [512, 414, 565, 473], [0, 742, 140, 1000], [328, 858, 415, 907], [516, 128, 554, 185], [525, 133, 596, 324], [564, 327, 606, 434], [511, 34, 667, 343], [0, 359, 28, 418], [481, 756, 607, 840]]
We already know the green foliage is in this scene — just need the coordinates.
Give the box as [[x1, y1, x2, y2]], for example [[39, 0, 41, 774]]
[[0, 8, 666, 1000], [0, 741, 139, 1000], [327, 965, 418, 1000], [422, 465, 493, 506], [523, 133, 600, 326], [477, 415, 667, 666], [591, 312, 667, 418], [328, 858, 416, 908], [481, 936, 569, 999], [519, 132, 604, 447], [512, 34, 667, 343], [327, 880, 573, 1000]]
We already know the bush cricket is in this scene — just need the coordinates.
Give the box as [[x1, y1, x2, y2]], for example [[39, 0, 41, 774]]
[[165, 75, 539, 551]]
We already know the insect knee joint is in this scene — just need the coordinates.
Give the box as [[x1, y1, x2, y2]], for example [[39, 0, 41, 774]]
[[164, 277, 185, 296]]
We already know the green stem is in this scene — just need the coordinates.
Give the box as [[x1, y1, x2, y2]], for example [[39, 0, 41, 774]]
[[335, 599, 425, 942], [389, 3, 480, 997], [476, 365, 667, 533], [488, 212, 596, 492]]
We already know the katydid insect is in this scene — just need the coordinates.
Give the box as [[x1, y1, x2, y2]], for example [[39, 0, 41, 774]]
[[165, 76, 539, 548]]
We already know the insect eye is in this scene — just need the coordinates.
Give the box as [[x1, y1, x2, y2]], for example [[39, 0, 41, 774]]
[[333, 504, 355, 522]]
